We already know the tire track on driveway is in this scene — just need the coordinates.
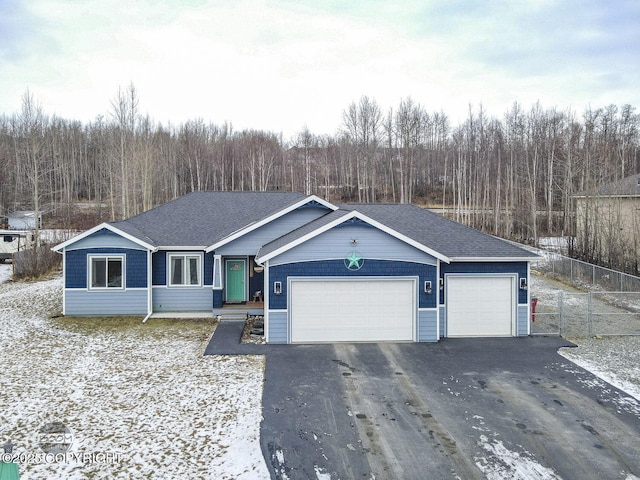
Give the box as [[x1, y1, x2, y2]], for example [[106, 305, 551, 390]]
[[333, 343, 481, 479]]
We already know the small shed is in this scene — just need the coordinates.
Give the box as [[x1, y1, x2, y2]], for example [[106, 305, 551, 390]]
[[8, 211, 42, 230]]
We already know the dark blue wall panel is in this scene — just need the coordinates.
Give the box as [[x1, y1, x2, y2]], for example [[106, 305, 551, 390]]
[[204, 253, 214, 286], [439, 261, 528, 304], [66, 248, 147, 288], [152, 252, 166, 286], [269, 260, 437, 309], [213, 289, 223, 308]]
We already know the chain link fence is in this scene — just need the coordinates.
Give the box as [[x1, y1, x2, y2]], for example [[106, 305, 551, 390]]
[[528, 247, 640, 292], [531, 290, 640, 337], [519, 243, 640, 337]]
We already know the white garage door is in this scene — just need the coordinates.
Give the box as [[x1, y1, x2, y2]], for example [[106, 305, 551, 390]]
[[447, 276, 514, 337], [290, 278, 415, 343]]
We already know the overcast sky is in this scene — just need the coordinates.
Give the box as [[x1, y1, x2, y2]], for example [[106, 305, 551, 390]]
[[1, 0, 639, 137]]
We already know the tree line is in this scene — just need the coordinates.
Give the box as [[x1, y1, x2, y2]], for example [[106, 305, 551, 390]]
[[1, 86, 639, 268]]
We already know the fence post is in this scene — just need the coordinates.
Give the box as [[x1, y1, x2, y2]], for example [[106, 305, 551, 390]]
[[587, 292, 593, 337], [571, 259, 574, 284], [592, 264, 595, 287], [558, 290, 564, 336]]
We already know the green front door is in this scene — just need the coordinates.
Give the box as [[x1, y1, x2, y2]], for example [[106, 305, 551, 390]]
[[225, 260, 246, 302]]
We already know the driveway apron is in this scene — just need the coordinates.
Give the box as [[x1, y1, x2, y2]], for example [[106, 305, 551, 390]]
[[258, 337, 640, 480]]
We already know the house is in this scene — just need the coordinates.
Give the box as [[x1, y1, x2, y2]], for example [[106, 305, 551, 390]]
[[574, 173, 640, 266], [8, 210, 42, 230], [53, 191, 536, 343]]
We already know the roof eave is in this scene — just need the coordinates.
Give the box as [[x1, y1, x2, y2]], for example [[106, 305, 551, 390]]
[[449, 256, 539, 262]]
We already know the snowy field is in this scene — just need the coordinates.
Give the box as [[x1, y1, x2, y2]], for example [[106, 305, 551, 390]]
[[0, 274, 269, 479]]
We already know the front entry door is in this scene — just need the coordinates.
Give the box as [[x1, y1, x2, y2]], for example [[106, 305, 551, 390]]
[[225, 260, 246, 302]]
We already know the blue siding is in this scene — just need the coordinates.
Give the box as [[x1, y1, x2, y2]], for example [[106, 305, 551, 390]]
[[65, 289, 147, 315], [438, 306, 446, 338], [152, 251, 210, 286], [204, 253, 214, 286], [270, 224, 437, 266], [65, 248, 147, 288], [152, 287, 212, 312], [440, 261, 529, 305], [269, 260, 437, 309], [517, 304, 529, 336], [418, 310, 438, 342], [152, 252, 166, 285], [213, 289, 223, 308], [66, 228, 147, 251], [216, 207, 328, 255], [268, 311, 288, 344], [248, 259, 264, 299]]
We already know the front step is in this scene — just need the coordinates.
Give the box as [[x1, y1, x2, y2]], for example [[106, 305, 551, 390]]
[[219, 312, 248, 322]]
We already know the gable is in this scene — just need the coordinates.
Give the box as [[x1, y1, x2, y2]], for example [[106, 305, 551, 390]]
[[266, 218, 438, 266], [215, 205, 330, 255], [64, 228, 149, 251]]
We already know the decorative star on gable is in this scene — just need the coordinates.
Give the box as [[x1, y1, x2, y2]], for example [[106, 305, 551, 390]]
[[345, 252, 364, 271]]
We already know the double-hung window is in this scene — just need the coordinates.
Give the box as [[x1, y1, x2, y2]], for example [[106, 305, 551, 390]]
[[90, 256, 124, 289], [169, 254, 201, 286]]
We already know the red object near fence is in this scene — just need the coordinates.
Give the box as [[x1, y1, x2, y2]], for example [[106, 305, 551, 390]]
[[531, 297, 538, 322]]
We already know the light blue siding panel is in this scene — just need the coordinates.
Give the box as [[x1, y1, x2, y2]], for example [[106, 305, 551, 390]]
[[152, 287, 212, 311], [270, 224, 437, 266], [65, 289, 147, 315], [418, 310, 438, 342], [268, 311, 288, 344], [216, 208, 328, 255], [67, 230, 147, 251], [439, 306, 446, 338], [517, 304, 529, 336]]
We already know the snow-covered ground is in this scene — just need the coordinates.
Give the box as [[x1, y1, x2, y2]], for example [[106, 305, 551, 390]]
[[559, 337, 640, 402], [0, 263, 12, 284], [1, 271, 638, 478], [0, 277, 269, 479]]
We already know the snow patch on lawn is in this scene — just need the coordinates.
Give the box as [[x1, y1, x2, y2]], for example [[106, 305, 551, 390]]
[[475, 434, 561, 480], [0, 276, 269, 479], [0, 263, 12, 284], [559, 336, 640, 404]]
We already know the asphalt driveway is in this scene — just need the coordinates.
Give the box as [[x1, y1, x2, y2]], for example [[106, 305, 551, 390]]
[[256, 337, 640, 480]]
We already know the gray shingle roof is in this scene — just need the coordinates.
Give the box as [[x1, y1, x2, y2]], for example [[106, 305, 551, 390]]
[[340, 204, 534, 259], [107, 191, 533, 260], [257, 203, 534, 260], [110, 191, 308, 247]]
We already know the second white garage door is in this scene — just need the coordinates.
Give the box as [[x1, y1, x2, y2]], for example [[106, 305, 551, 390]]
[[290, 278, 415, 343], [446, 275, 515, 337]]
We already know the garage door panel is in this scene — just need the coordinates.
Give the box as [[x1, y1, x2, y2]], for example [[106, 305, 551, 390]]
[[447, 276, 514, 337], [290, 279, 415, 343]]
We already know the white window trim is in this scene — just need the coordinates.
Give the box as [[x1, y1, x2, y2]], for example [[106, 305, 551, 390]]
[[167, 252, 203, 288], [88, 254, 125, 291]]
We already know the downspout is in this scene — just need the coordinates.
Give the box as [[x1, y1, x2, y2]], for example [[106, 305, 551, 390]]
[[262, 259, 269, 343], [61, 247, 66, 316], [143, 249, 154, 323]]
